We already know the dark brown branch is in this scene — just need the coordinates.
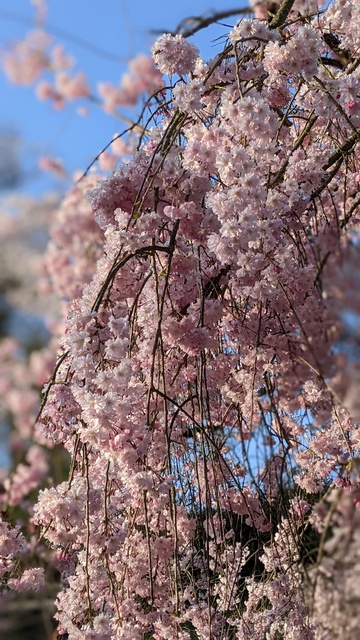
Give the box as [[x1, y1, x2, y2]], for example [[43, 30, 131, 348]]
[[270, 113, 318, 188], [178, 266, 230, 317], [151, 8, 252, 40], [92, 243, 174, 314], [312, 158, 343, 199], [269, 0, 296, 29], [322, 130, 360, 171], [35, 350, 69, 423], [323, 32, 352, 70]]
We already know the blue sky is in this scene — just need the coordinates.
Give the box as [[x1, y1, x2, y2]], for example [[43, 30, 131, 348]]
[[0, 0, 248, 194]]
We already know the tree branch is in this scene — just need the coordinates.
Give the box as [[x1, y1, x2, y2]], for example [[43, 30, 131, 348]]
[[269, 0, 296, 29]]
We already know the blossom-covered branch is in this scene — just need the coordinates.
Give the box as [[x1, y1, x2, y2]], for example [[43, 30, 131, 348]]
[[1, 1, 360, 639]]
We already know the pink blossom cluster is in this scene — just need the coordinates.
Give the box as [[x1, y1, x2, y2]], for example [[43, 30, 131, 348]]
[[3, 445, 49, 507], [8, 567, 45, 592], [98, 54, 164, 114], [1, 0, 360, 638], [0, 516, 26, 578], [3, 30, 51, 84], [41, 174, 104, 301], [3, 30, 164, 116], [151, 34, 199, 75], [0, 518, 44, 593]]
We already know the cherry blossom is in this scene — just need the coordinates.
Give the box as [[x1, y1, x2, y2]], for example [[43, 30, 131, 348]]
[[1, 0, 360, 638]]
